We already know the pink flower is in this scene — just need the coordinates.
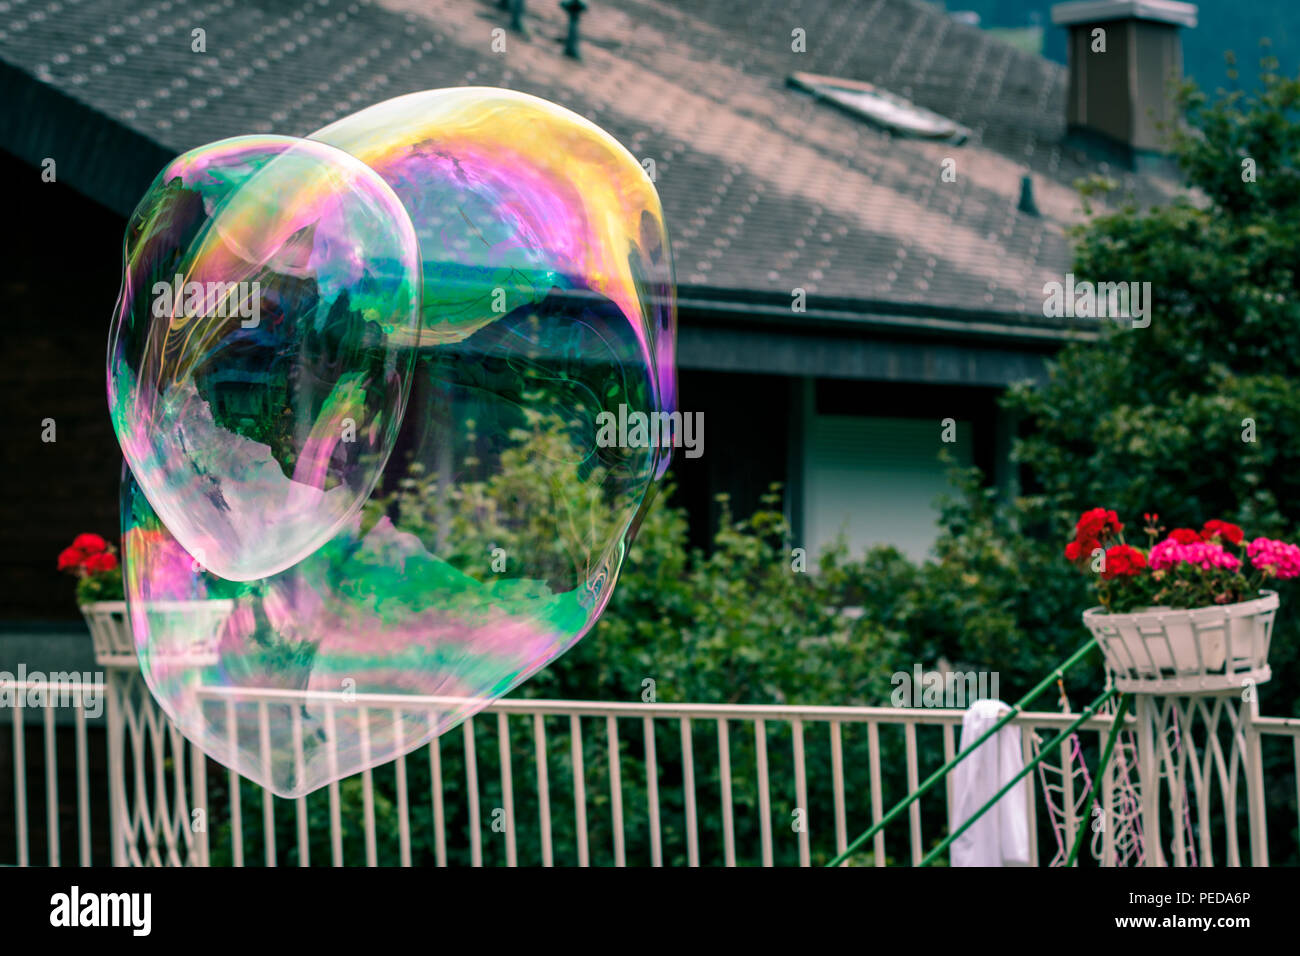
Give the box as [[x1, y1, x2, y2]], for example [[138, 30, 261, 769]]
[[1247, 538, 1300, 579], [1149, 539, 1241, 572]]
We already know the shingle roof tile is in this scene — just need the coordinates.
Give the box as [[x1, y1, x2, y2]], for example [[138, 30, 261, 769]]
[[1, 0, 1177, 318]]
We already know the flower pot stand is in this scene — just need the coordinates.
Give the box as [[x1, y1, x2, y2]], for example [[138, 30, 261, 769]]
[[80, 599, 231, 866], [1081, 592, 1277, 866]]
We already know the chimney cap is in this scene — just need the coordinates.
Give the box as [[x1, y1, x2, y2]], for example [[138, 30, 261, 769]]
[[1050, 0, 1197, 29]]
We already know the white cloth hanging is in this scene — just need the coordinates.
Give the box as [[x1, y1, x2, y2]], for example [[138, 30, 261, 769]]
[[950, 698, 1031, 867]]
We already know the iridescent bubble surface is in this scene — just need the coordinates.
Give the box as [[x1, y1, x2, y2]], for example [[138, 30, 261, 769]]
[[118, 90, 676, 796], [310, 88, 675, 429], [108, 135, 423, 581]]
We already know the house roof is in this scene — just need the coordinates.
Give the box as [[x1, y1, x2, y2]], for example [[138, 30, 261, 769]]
[[0, 0, 1177, 327]]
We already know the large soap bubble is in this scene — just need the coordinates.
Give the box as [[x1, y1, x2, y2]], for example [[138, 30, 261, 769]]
[[118, 90, 676, 796], [108, 135, 423, 581]]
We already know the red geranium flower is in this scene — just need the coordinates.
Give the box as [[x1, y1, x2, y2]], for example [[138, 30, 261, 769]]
[[1202, 520, 1244, 545], [57, 546, 86, 571], [1101, 544, 1147, 580], [82, 552, 118, 574], [58, 533, 117, 577], [1167, 528, 1202, 545], [1067, 508, 1123, 567], [1076, 508, 1122, 541], [71, 533, 109, 555], [1066, 538, 1106, 563]]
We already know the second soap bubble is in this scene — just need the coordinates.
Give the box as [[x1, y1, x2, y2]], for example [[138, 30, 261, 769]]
[[108, 135, 423, 582]]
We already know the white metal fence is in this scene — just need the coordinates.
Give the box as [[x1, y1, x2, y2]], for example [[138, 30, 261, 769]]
[[3, 672, 1299, 866]]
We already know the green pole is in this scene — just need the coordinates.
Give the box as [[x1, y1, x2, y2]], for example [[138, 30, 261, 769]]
[[826, 638, 1099, 867], [919, 686, 1117, 867], [1064, 692, 1132, 867]]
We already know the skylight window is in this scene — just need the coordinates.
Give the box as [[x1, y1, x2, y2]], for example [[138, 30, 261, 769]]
[[787, 72, 970, 144]]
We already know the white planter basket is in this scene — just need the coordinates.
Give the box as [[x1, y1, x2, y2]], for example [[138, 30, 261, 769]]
[[81, 600, 231, 669], [1082, 590, 1277, 693], [81, 601, 133, 668]]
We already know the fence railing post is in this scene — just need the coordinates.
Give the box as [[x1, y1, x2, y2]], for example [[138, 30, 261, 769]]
[[1134, 694, 1164, 867], [1244, 694, 1270, 866], [105, 667, 128, 867], [190, 740, 210, 867]]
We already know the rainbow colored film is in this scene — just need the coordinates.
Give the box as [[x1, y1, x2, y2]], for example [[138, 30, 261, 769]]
[[110, 89, 676, 797], [108, 135, 423, 582]]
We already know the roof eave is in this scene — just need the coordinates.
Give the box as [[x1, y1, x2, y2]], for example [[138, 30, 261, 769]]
[[0, 59, 170, 218], [677, 286, 1100, 346]]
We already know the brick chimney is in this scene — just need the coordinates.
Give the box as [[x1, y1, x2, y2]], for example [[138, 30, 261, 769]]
[[1051, 0, 1198, 170]]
